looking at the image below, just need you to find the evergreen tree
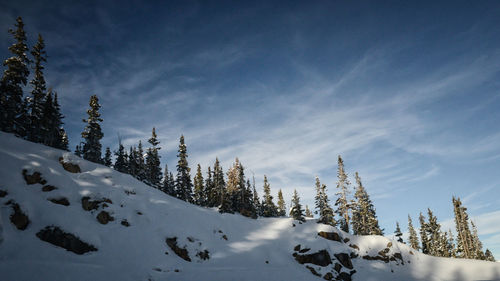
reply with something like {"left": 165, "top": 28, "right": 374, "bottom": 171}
{"left": 426, "top": 208, "right": 444, "bottom": 256}
{"left": 81, "top": 95, "right": 103, "bottom": 163}
{"left": 114, "top": 143, "right": 128, "bottom": 173}
{"left": 471, "top": 221, "right": 485, "bottom": 260}
{"left": 0, "top": 17, "right": 30, "bottom": 134}
{"left": 193, "top": 164, "right": 205, "bottom": 206}
{"left": 162, "top": 165, "right": 176, "bottom": 196}
{"left": 175, "top": 135, "right": 193, "bottom": 202}
{"left": 252, "top": 178, "right": 261, "bottom": 217}
{"left": 453, "top": 196, "right": 474, "bottom": 259}
{"left": 226, "top": 158, "right": 243, "bottom": 212}
{"left": 212, "top": 158, "right": 226, "bottom": 208}
{"left": 408, "top": 215, "right": 420, "bottom": 250}
{"left": 305, "top": 205, "right": 313, "bottom": 218}
{"left": 145, "top": 127, "right": 162, "bottom": 188}
{"left": 314, "top": 177, "right": 335, "bottom": 226}
{"left": 261, "top": 175, "right": 277, "bottom": 217}
{"left": 419, "top": 212, "right": 430, "bottom": 254}
{"left": 335, "top": 155, "right": 351, "bottom": 233}
{"left": 40, "top": 91, "right": 64, "bottom": 148}
{"left": 27, "top": 34, "right": 47, "bottom": 143}
{"left": 351, "top": 172, "right": 382, "bottom": 235}
{"left": 484, "top": 249, "right": 495, "bottom": 262}
{"left": 103, "top": 147, "right": 112, "bottom": 167}
{"left": 244, "top": 179, "right": 257, "bottom": 218}
{"left": 205, "top": 166, "right": 215, "bottom": 206}
{"left": 277, "top": 189, "right": 286, "bottom": 217}
{"left": 394, "top": 222, "right": 404, "bottom": 243}
{"left": 290, "top": 189, "right": 305, "bottom": 222}
{"left": 135, "top": 141, "right": 146, "bottom": 182}
{"left": 59, "top": 128, "right": 69, "bottom": 151}
{"left": 74, "top": 143, "right": 83, "bottom": 157}
{"left": 446, "top": 229, "right": 457, "bottom": 258}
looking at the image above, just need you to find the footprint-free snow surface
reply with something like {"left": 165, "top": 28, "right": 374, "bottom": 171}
{"left": 0, "top": 132, "right": 499, "bottom": 281}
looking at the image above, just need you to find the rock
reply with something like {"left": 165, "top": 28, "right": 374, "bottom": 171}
{"left": 348, "top": 244, "right": 359, "bottom": 250}
{"left": 299, "top": 247, "right": 311, "bottom": 253}
{"left": 387, "top": 242, "right": 392, "bottom": 248}
{"left": 121, "top": 219, "right": 130, "bottom": 227}
{"left": 0, "top": 190, "right": 7, "bottom": 197}
{"left": 196, "top": 250, "right": 210, "bottom": 260}
{"left": 349, "top": 252, "right": 358, "bottom": 259}
{"left": 42, "top": 185, "right": 57, "bottom": 192}
{"left": 22, "top": 169, "right": 46, "bottom": 185}
{"left": 334, "top": 263, "right": 342, "bottom": 273}
{"left": 343, "top": 238, "right": 350, "bottom": 243}
{"left": 124, "top": 190, "right": 136, "bottom": 195}
{"left": 48, "top": 197, "right": 70, "bottom": 206}
{"left": 59, "top": 157, "right": 81, "bottom": 173}
{"left": 96, "top": 211, "right": 114, "bottom": 224}
{"left": 409, "top": 251, "right": 414, "bottom": 255}
{"left": 136, "top": 211, "right": 143, "bottom": 215}
{"left": 82, "top": 197, "right": 111, "bottom": 211}
{"left": 324, "top": 272, "right": 334, "bottom": 280}
{"left": 166, "top": 237, "right": 191, "bottom": 262}
{"left": 222, "top": 234, "right": 228, "bottom": 240}
{"left": 318, "top": 231, "right": 342, "bottom": 243}
{"left": 334, "top": 253, "right": 353, "bottom": 269}
{"left": 393, "top": 252, "right": 404, "bottom": 264}
{"left": 10, "top": 203, "right": 30, "bottom": 230}
{"left": 294, "top": 244, "right": 301, "bottom": 251}
{"left": 294, "top": 249, "right": 332, "bottom": 267}
{"left": 36, "top": 226, "right": 97, "bottom": 255}
{"left": 265, "top": 260, "right": 269, "bottom": 264}
{"left": 305, "top": 266, "right": 321, "bottom": 277}
{"left": 337, "top": 272, "right": 352, "bottom": 281}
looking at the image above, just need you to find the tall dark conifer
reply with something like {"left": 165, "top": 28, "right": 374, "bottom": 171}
{"left": 193, "top": 164, "right": 205, "bottom": 206}
{"left": 104, "top": 147, "right": 112, "bottom": 167}
{"left": 277, "top": 189, "right": 286, "bottom": 217}
{"left": 408, "top": 215, "right": 420, "bottom": 251}
{"left": 28, "top": 34, "right": 47, "bottom": 142}
{"left": 175, "top": 135, "right": 193, "bottom": 202}
{"left": 290, "top": 189, "right": 305, "bottom": 222}
{"left": 81, "top": 95, "right": 103, "bottom": 163}
{"left": 261, "top": 175, "right": 277, "bottom": 217}
{"left": 394, "top": 222, "right": 404, "bottom": 243}
{"left": 351, "top": 172, "right": 382, "bottom": 235}
{"left": 114, "top": 143, "right": 128, "bottom": 173}
{"left": 145, "top": 127, "right": 162, "bottom": 188}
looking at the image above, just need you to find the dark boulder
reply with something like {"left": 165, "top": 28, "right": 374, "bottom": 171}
{"left": 0, "top": 189, "right": 7, "bottom": 197}
{"left": 196, "top": 250, "right": 210, "bottom": 260}
{"left": 10, "top": 203, "right": 29, "bottom": 230}
{"left": 22, "top": 169, "right": 46, "bottom": 185}
{"left": 166, "top": 237, "right": 191, "bottom": 262}
{"left": 59, "top": 157, "right": 81, "bottom": 173}
{"left": 36, "top": 226, "right": 97, "bottom": 255}
{"left": 96, "top": 211, "right": 114, "bottom": 224}
{"left": 42, "top": 185, "right": 57, "bottom": 192}
{"left": 294, "top": 249, "right": 332, "bottom": 267}
{"left": 318, "top": 231, "right": 342, "bottom": 243}
{"left": 334, "top": 253, "right": 353, "bottom": 269}
{"left": 48, "top": 197, "right": 70, "bottom": 206}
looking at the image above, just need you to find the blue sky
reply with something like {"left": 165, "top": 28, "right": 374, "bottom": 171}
{"left": 1, "top": 1, "right": 500, "bottom": 257}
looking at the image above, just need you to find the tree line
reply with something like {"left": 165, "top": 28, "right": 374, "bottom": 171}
{"left": 0, "top": 17, "right": 494, "bottom": 263}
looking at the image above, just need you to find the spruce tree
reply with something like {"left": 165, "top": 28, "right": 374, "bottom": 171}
{"left": 28, "top": 34, "right": 47, "bottom": 143}
{"left": 484, "top": 249, "right": 495, "bottom": 262}
{"left": 205, "top": 166, "right": 215, "bottom": 206}
{"left": 351, "top": 172, "right": 382, "bottom": 235}
{"left": 315, "top": 177, "right": 335, "bottom": 226}
{"left": 252, "top": 179, "right": 261, "bottom": 217}
{"left": 453, "top": 196, "right": 474, "bottom": 259}
{"left": 135, "top": 141, "right": 146, "bottom": 182}
{"left": 305, "top": 205, "right": 313, "bottom": 218}
{"left": 162, "top": 165, "right": 176, "bottom": 196}
{"left": 419, "top": 212, "right": 430, "bottom": 254}
{"left": 212, "top": 158, "right": 226, "bottom": 208}
{"left": 471, "top": 221, "right": 485, "bottom": 260}
{"left": 261, "top": 175, "right": 277, "bottom": 217}
{"left": 127, "top": 147, "right": 137, "bottom": 177}
{"left": 335, "top": 155, "right": 351, "bottom": 233}
{"left": 394, "top": 222, "right": 404, "bottom": 243}
{"left": 74, "top": 143, "right": 83, "bottom": 157}
{"left": 104, "top": 147, "right": 112, "bottom": 167}
{"left": 114, "top": 143, "right": 128, "bottom": 173}
{"left": 81, "top": 95, "right": 103, "bottom": 163}
{"left": 290, "top": 189, "right": 305, "bottom": 222}
{"left": 1, "top": 17, "right": 30, "bottom": 134}
{"left": 244, "top": 179, "right": 257, "bottom": 218}
{"left": 145, "top": 127, "right": 162, "bottom": 188}
{"left": 193, "top": 164, "right": 205, "bottom": 206}
{"left": 277, "top": 189, "right": 286, "bottom": 217}
{"left": 175, "top": 135, "right": 193, "bottom": 202}
{"left": 226, "top": 158, "right": 243, "bottom": 212}
{"left": 408, "top": 215, "right": 420, "bottom": 250}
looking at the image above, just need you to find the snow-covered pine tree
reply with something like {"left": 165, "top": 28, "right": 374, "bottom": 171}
{"left": 261, "top": 175, "right": 277, "bottom": 217}
{"left": 314, "top": 177, "right": 335, "bottom": 226}
{"left": 408, "top": 214, "right": 420, "bottom": 250}
{"left": 314, "top": 176, "right": 324, "bottom": 216}
{"left": 335, "top": 155, "right": 351, "bottom": 233}
{"left": 226, "top": 158, "right": 242, "bottom": 212}
{"left": 471, "top": 221, "right": 485, "bottom": 260}
{"left": 204, "top": 166, "right": 215, "bottom": 206}
{"left": 453, "top": 196, "right": 474, "bottom": 259}
{"left": 351, "top": 172, "right": 382, "bottom": 235}
{"left": 426, "top": 208, "right": 444, "bottom": 256}
{"left": 394, "top": 222, "right": 404, "bottom": 243}
{"left": 419, "top": 212, "right": 430, "bottom": 254}
{"left": 305, "top": 205, "right": 313, "bottom": 218}
{"left": 162, "top": 165, "right": 175, "bottom": 196}
{"left": 446, "top": 229, "right": 457, "bottom": 258}
{"left": 212, "top": 158, "right": 226, "bottom": 208}
{"left": 145, "top": 127, "right": 162, "bottom": 188}
{"left": 135, "top": 141, "right": 147, "bottom": 182}
{"left": 81, "top": 95, "right": 103, "bottom": 164}
{"left": 175, "top": 135, "right": 193, "bottom": 203}
{"left": 114, "top": 143, "right": 128, "bottom": 173}
{"left": 484, "top": 249, "right": 495, "bottom": 262}
{"left": 0, "top": 17, "right": 30, "bottom": 134}
{"left": 103, "top": 147, "right": 112, "bottom": 167}
{"left": 193, "top": 164, "right": 205, "bottom": 206}
{"left": 290, "top": 189, "right": 305, "bottom": 222}
{"left": 244, "top": 179, "right": 257, "bottom": 218}
{"left": 252, "top": 178, "right": 261, "bottom": 217}
{"left": 277, "top": 189, "right": 286, "bottom": 217}
{"left": 27, "top": 34, "right": 47, "bottom": 143}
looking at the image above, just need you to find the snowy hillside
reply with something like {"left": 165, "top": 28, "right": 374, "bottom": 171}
{"left": 0, "top": 132, "right": 499, "bottom": 281}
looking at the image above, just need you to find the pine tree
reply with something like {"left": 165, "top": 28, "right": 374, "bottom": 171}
{"left": 59, "top": 128, "right": 69, "bottom": 151}
{"left": 335, "top": 155, "right": 351, "bottom": 233}
{"left": 446, "top": 229, "right": 457, "bottom": 258}
{"left": 426, "top": 208, "right": 443, "bottom": 256}
{"left": 193, "top": 164, "right": 205, "bottom": 206}
{"left": 1, "top": 17, "right": 30, "bottom": 134}
{"left": 103, "top": 147, "right": 112, "bottom": 167}
{"left": 162, "top": 165, "right": 176, "bottom": 196}
{"left": 81, "top": 95, "right": 103, "bottom": 163}
{"left": 394, "top": 222, "right": 404, "bottom": 243}
{"left": 419, "top": 212, "right": 430, "bottom": 254}
{"left": 471, "top": 221, "right": 485, "bottom": 260}
{"left": 351, "top": 172, "right": 382, "bottom": 235}
{"left": 74, "top": 143, "right": 83, "bottom": 157}
{"left": 408, "top": 215, "right": 420, "bottom": 250}
{"left": 145, "top": 127, "right": 162, "bottom": 188}
{"left": 205, "top": 166, "right": 215, "bottom": 206}
{"left": 244, "top": 179, "right": 257, "bottom": 218}
{"left": 226, "top": 158, "right": 243, "bottom": 212}
{"left": 136, "top": 141, "right": 147, "bottom": 182}
{"left": 305, "top": 205, "right": 313, "bottom": 218}
{"left": 27, "top": 34, "right": 47, "bottom": 143}
{"left": 453, "top": 196, "right": 474, "bottom": 259}
{"left": 484, "top": 249, "right": 495, "bottom": 262}
{"left": 175, "top": 135, "right": 193, "bottom": 202}
{"left": 252, "top": 178, "right": 261, "bottom": 217}
{"left": 261, "top": 175, "right": 277, "bottom": 217}
{"left": 314, "top": 177, "right": 335, "bottom": 226}
{"left": 290, "top": 189, "right": 305, "bottom": 222}
{"left": 114, "top": 143, "right": 128, "bottom": 173}
{"left": 212, "top": 158, "right": 226, "bottom": 208}
{"left": 277, "top": 189, "right": 286, "bottom": 217}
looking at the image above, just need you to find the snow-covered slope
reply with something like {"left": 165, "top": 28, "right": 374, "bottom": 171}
{"left": 1, "top": 132, "right": 499, "bottom": 281}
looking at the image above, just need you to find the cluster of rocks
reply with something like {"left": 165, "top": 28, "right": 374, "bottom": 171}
{"left": 166, "top": 236, "right": 211, "bottom": 263}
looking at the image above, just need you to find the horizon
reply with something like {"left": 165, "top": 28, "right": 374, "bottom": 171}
{"left": 1, "top": 1, "right": 499, "bottom": 258}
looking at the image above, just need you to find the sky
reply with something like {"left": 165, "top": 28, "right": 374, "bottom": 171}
{"left": 1, "top": 0, "right": 500, "bottom": 258}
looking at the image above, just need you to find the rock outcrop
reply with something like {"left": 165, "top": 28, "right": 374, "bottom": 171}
{"left": 36, "top": 226, "right": 97, "bottom": 255}
{"left": 58, "top": 157, "right": 81, "bottom": 173}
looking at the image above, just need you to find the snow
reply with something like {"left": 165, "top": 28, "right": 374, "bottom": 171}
{"left": 0, "top": 131, "right": 499, "bottom": 281}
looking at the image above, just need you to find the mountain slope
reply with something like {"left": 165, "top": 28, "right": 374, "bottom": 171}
{"left": 0, "top": 132, "right": 499, "bottom": 281}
